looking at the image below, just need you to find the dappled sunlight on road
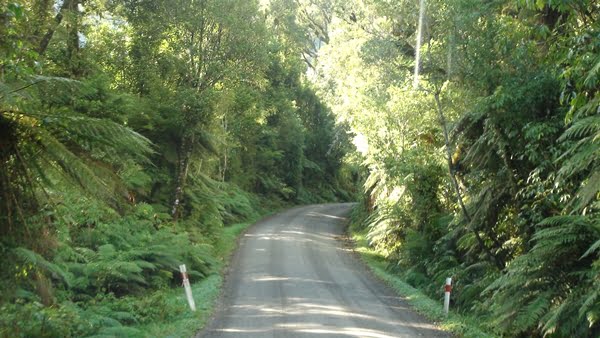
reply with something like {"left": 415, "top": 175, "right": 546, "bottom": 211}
{"left": 244, "top": 233, "right": 316, "bottom": 243}
{"left": 251, "top": 276, "right": 334, "bottom": 284}
{"left": 202, "top": 204, "right": 448, "bottom": 337}
{"left": 295, "top": 326, "right": 397, "bottom": 338}
{"left": 307, "top": 211, "right": 349, "bottom": 221}
{"left": 244, "top": 227, "right": 338, "bottom": 244}
{"left": 211, "top": 298, "right": 441, "bottom": 336}
{"left": 210, "top": 295, "right": 443, "bottom": 337}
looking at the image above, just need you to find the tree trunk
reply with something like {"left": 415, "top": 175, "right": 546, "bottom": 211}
{"left": 433, "top": 90, "right": 505, "bottom": 270}
{"left": 66, "top": 0, "right": 83, "bottom": 76}
{"left": 413, "top": 0, "right": 426, "bottom": 88}
{"left": 221, "top": 117, "right": 228, "bottom": 182}
{"left": 37, "top": 0, "right": 74, "bottom": 56}
{"left": 171, "top": 136, "right": 193, "bottom": 221}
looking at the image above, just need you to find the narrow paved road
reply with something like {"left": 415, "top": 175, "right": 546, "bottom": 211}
{"left": 200, "top": 204, "right": 449, "bottom": 337}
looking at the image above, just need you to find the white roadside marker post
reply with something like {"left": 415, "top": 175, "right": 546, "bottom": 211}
{"left": 179, "top": 264, "right": 196, "bottom": 311}
{"left": 444, "top": 277, "right": 452, "bottom": 316}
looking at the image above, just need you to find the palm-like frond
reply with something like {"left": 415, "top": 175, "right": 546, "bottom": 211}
{"left": 559, "top": 115, "right": 600, "bottom": 142}
{"left": 558, "top": 114, "right": 600, "bottom": 210}
{"left": 13, "top": 247, "right": 73, "bottom": 288}
{"left": 0, "top": 76, "right": 79, "bottom": 103}
{"left": 0, "top": 76, "right": 154, "bottom": 231}
{"left": 484, "top": 214, "right": 600, "bottom": 336}
{"left": 40, "top": 114, "right": 154, "bottom": 163}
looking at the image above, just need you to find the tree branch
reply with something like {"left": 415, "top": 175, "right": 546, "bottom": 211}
{"left": 37, "top": 0, "right": 74, "bottom": 56}
{"left": 433, "top": 88, "right": 505, "bottom": 270}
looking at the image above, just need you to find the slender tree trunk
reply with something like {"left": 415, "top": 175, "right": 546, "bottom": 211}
{"left": 433, "top": 90, "right": 504, "bottom": 270}
{"left": 413, "top": 0, "right": 426, "bottom": 88}
{"left": 221, "top": 117, "right": 228, "bottom": 182}
{"left": 66, "top": 0, "right": 82, "bottom": 76}
{"left": 447, "top": 32, "right": 453, "bottom": 78}
{"left": 222, "top": 148, "right": 228, "bottom": 182}
{"left": 172, "top": 135, "right": 193, "bottom": 221}
{"left": 37, "top": 0, "right": 74, "bottom": 56}
{"left": 31, "top": 0, "right": 53, "bottom": 42}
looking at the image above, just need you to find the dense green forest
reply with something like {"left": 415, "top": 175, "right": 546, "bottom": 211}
{"left": 0, "top": 0, "right": 355, "bottom": 336}
{"left": 1, "top": 0, "right": 599, "bottom": 337}
{"left": 301, "top": 0, "right": 599, "bottom": 337}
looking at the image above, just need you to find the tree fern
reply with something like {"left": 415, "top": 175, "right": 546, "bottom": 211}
{"left": 1, "top": 76, "right": 154, "bottom": 236}
{"left": 485, "top": 214, "right": 600, "bottom": 336}
{"left": 12, "top": 247, "right": 73, "bottom": 288}
{"left": 514, "top": 293, "right": 552, "bottom": 332}
{"left": 41, "top": 114, "right": 154, "bottom": 163}
{"left": 559, "top": 115, "right": 600, "bottom": 142}
{"left": 556, "top": 20, "right": 600, "bottom": 213}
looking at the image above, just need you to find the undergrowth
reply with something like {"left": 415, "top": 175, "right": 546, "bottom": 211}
{"left": 0, "top": 183, "right": 281, "bottom": 338}
{"left": 350, "top": 228, "right": 495, "bottom": 338}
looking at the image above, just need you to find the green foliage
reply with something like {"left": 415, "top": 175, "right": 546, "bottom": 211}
{"left": 351, "top": 229, "right": 495, "bottom": 337}
{"left": 12, "top": 247, "right": 73, "bottom": 289}
{"left": 58, "top": 202, "right": 215, "bottom": 295}
{"left": 1, "top": 0, "right": 351, "bottom": 336}
{"left": 0, "top": 75, "right": 153, "bottom": 238}
{"left": 0, "top": 300, "right": 144, "bottom": 338}
{"left": 484, "top": 215, "right": 600, "bottom": 336}
{"left": 308, "top": 0, "right": 600, "bottom": 336}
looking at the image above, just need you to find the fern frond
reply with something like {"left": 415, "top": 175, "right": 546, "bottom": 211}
{"left": 538, "top": 215, "right": 586, "bottom": 227}
{"left": 13, "top": 247, "right": 73, "bottom": 287}
{"left": 513, "top": 294, "right": 552, "bottom": 332}
{"left": 194, "top": 129, "right": 219, "bottom": 155}
{"left": 35, "top": 128, "right": 113, "bottom": 198}
{"left": 583, "top": 58, "right": 600, "bottom": 89}
{"left": 557, "top": 112, "right": 600, "bottom": 211}
{"left": 574, "top": 168, "right": 600, "bottom": 210}
{"left": 461, "top": 127, "right": 498, "bottom": 171}
{"left": 580, "top": 287, "right": 599, "bottom": 320}
{"left": 35, "top": 114, "right": 154, "bottom": 163}
{"left": 582, "top": 238, "right": 600, "bottom": 259}
{"left": 303, "top": 158, "right": 323, "bottom": 172}
{"left": 0, "top": 75, "right": 79, "bottom": 102}
{"left": 559, "top": 115, "right": 600, "bottom": 142}
{"left": 6, "top": 110, "right": 154, "bottom": 210}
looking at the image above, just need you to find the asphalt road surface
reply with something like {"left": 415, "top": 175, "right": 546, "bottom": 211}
{"left": 200, "top": 203, "right": 449, "bottom": 337}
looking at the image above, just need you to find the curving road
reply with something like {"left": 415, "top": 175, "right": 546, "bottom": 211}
{"left": 200, "top": 204, "right": 449, "bottom": 337}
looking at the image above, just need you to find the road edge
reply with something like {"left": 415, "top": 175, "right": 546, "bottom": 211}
{"left": 194, "top": 205, "right": 305, "bottom": 337}
{"left": 345, "top": 225, "right": 496, "bottom": 338}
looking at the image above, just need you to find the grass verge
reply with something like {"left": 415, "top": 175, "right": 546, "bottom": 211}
{"left": 134, "top": 214, "right": 272, "bottom": 337}
{"left": 350, "top": 229, "right": 496, "bottom": 338}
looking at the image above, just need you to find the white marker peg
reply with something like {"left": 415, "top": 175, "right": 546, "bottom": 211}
{"left": 179, "top": 264, "right": 196, "bottom": 311}
{"left": 444, "top": 277, "right": 452, "bottom": 315}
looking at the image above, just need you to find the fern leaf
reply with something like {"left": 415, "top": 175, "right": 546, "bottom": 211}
{"left": 583, "top": 58, "right": 600, "bottom": 89}
{"left": 513, "top": 294, "right": 551, "bottom": 332}
{"left": 559, "top": 115, "right": 600, "bottom": 142}
{"left": 36, "top": 114, "right": 154, "bottom": 163}
{"left": 13, "top": 247, "right": 73, "bottom": 287}
{"left": 574, "top": 168, "right": 600, "bottom": 211}
{"left": 580, "top": 288, "right": 599, "bottom": 319}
